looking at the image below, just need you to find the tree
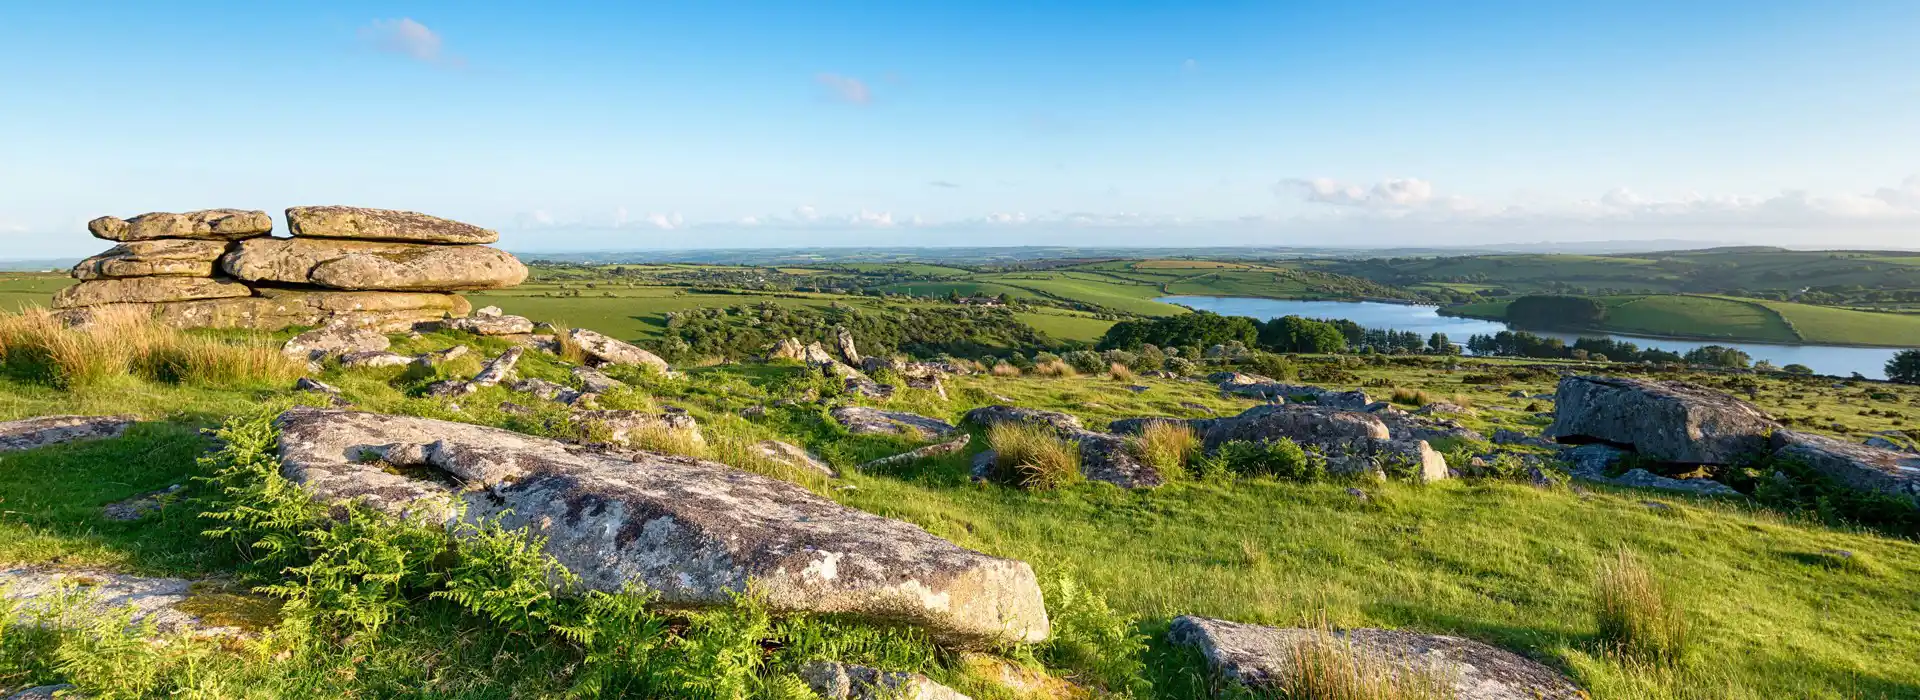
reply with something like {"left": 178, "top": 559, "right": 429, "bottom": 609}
{"left": 1257, "top": 316, "right": 1346, "bottom": 354}
{"left": 1427, "top": 332, "right": 1452, "bottom": 354}
{"left": 1783, "top": 363, "right": 1814, "bottom": 375}
{"left": 1888, "top": 350, "right": 1920, "bottom": 385}
{"left": 1684, "top": 345, "right": 1753, "bottom": 369}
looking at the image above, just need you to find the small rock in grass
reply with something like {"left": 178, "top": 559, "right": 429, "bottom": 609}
{"left": 102, "top": 484, "right": 185, "bottom": 521}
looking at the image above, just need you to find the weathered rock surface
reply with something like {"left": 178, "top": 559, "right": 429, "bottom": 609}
{"left": 801, "top": 661, "right": 970, "bottom": 700}
{"left": 857, "top": 434, "right": 972, "bottom": 471}
{"left": 4, "top": 684, "right": 78, "bottom": 699}
{"left": 1545, "top": 376, "right": 1777, "bottom": 464}
{"left": 88, "top": 209, "right": 272, "bottom": 242}
{"left": 52, "top": 276, "right": 251, "bottom": 308}
{"left": 1168, "top": 616, "right": 1584, "bottom": 700}
{"left": 221, "top": 237, "right": 526, "bottom": 291}
{"left": 118, "top": 288, "right": 469, "bottom": 332}
{"left": 471, "top": 347, "right": 523, "bottom": 386}
{"left": 567, "top": 328, "right": 670, "bottom": 373}
{"left": 103, "top": 484, "right": 186, "bottom": 521}
{"left": 835, "top": 326, "right": 863, "bottom": 365}
{"left": 754, "top": 440, "right": 836, "bottom": 477}
{"left": 1319, "top": 438, "right": 1450, "bottom": 483}
{"left": 274, "top": 408, "right": 1049, "bottom": 644}
{"left": 282, "top": 320, "right": 390, "bottom": 363}
{"left": 1201, "top": 405, "right": 1392, "bottom": 449}
{"left": 964, "top": 406, "right": 1084, "bottom": 433}
{"left": 71, "top": 239, "right": 230, "bottom": 279}
{"left": 0, "top": 568, "right": 258, "bottom": 638}
{"left": 572, "top": 409, "right": 703, "bottom": 448}
{"left": 1371, "top": 406, "right": 1484, "bottom": 444}
{"left": 1771, "top": 430, "right": 1920, "bottom": 504}
{"left": 338, "top": 351, "right": 414, "bottom": 368}
{"left": 1558, "top": 444, "right": 1740, "bottom": 497}
{"left": 443, "top": 306, "right": 535, "bottom": 335}
{"left": 831, "top": 407, "right": 959, "bottom": 438}
{"left": 0, "top": 415, "right": 136, "bottom": 453}
{"left": 801, "top": 341, "right": 838, "bottom": 366}
{"left": 286, "top": 205, "right": 499, "bottom": 244}
{"left": 572, "top": 366, "right": 625, "bottom": 393}
{"left": 767, "top": 337, "right": 807, "bottom": 361}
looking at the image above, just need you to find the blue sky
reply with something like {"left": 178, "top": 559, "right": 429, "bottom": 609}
{"left": 3, "top": 0, "right": 1919, "bottom": 257}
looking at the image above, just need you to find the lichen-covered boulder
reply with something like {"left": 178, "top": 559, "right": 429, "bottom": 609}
{"left": 1201, "top": 405, "right": 1392, "bottom": 449}
{"left": 1771, "top": 430, "right": 1920, "bottom": 504}
{"left": 274, "top": 408, "right": 1049, "bottom": 644}
{"left": 964, "top": 406, "right": 1162, "bottom": 488}
{"left": 831, "top": 407, "right": 959, "bottom": 438}
{"left": 1545, "top": 376, "right": 1777, "bottom": 464}
{"left": 566, "top": 328, "right": 670, "bottom": 373}
{"left": 1, "top": 568, "right": 260, "bottom": 638}
{"left": 286, "top": 205, "right": 499, "bottom": 244}
{"left": 571, "top": 366, "right": 625, "bottom": 393}
{"left": 88, "top": 209, "right": 272, "bottom": 242}
{"left": 221, "top": 237, "right": 526, "bottom": 291}
{"left": 963, "top": 406, "right": 1085, "bottom": 433}
{"left": 755, "top": 439, "right": 837, "bottom": 476}
{"left": 1168, "top": 616, "right": 1584, "bottom": 700}
{"left": 443, "top": 306, "right": 535, "bottom": 335}
{"left": 129, "top": 289, "right": 467, "bottom": 332}
{"left": 0, "top": 415, "right": 136, "bottom": 453}
{"left": 572, "top": 409, "right": 702, "bottom": 448}
{"left": 282, "top": 320, "right": 390, "bottom": 362}
{"left": 52, "top": 276, "right": 252, "bottom": 308}
{"left": 71, "top": 239, "right": 230, "bottom": 279}
{"left": 835, "top": 326, "right": 863, "bottom": 365}
{"left": 767, "top": 337, "right": 807, "bottom": 361}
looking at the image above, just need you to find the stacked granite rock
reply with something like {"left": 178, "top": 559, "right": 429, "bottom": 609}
{"left": 55, "top": 206, "right": 526, "bottom": 331}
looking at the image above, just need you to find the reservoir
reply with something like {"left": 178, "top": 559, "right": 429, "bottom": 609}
{"left": 1157, "top": 296, "right": 1910, "bottom": 380}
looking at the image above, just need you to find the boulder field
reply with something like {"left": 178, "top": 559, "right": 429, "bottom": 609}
{"left": 54, "top": 206, "right": 525, "bottom": 331}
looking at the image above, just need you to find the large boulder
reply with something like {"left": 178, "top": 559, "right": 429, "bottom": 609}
{"left": 1318, "top": 437, "right": 1450, "bottom": 483}
{"left": 566, "top": 328, "right": 670, "bottom": 374}
{"left": 767, "top": 337, "right": 807, "bottom": 361}
{"left": 123, "top": 289, "right": 467, "bottom": 332}
{"left": 964, "top": 406, "right": 1085, "bottom": 433}
{"left": 572, "top": 409, "right": 703, "bottom": 448}
{"left": 282, "top": 320, "right": 390, "bottom": 363}
{"left": 71, "top": 239, "right": 230, "bottom": 279}
{"left": 52, "top": 276, "right": 251, "bottom": 308}
{"left": 88, "top": 209, "right": 272, "bottom": 242}
{"left": 831, "top": 407, "right": 959, "bottom": 438}
{"left": 0, "top": 415, "right": 136, "bottom": 453}
{"left": 835, "top": 326, "right": 863, "bottom": 365}
{"left": 857, "top": 434, "right": 972, "bottom": 472}
{"left": 285, "top": 205, "right": 499, "bottom": 244}
{"left": 1201, "top": 405, "right": 1392, "bottom": 449}
{"left": 221, "top": 237, "right": 526, "bottom": 291}
{"left": 443, "top": 306, "right": 535, "bottom": 336}
{"left": 1770, "top": 430, "right": 1920, "bottom": 504}
{"left": 964, "top": 406, "right": 1163, "bottom": 488}
{"left": 1168, "top": 616, "right": 1584, "bottom": 700}
{"left": 274, "top": 408, "right": 1049, "bottom": 644}
{"left": 1545, "top": 376, "right": 1777, "bottom": 464}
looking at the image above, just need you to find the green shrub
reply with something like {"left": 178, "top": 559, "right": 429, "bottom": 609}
{"left": 1129, "top": 422, "right": 1198, "bottom": 479}
{"left": 1039, "top": 574, "right": 1149, "bottom": 694}
{"left": 1062, "top": 350, "right": 1105, "bottom": 374}
{"left": 987, "top": 422, "right": 1083, "bottom": 489}
{"left": 1209, "top": 439, "right": 1325, "bottom": 482}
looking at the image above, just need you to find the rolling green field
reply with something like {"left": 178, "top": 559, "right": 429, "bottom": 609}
{"left": 1013, "top": 310, "right": 1117, "bottom": 343}
{"left": 1450, "top": 293, "right": 1920, "bottom": 347}
{"left": 0, "top": 275, "right": 70, "bottom": 313}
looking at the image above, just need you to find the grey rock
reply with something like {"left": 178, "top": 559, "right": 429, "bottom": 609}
{"left": 102, "top": 484, "right": 185, "bottom": 521}
{"left": 1610, "top": 468, "right": 1742, "bottom": 497}
{"left": 5, "top": 684, "right": 79, "bottom": 699}
{"left": 831, "top": 407, "right": 959, "bottom": 438}
{"left": 1414, "top": 402, "right": 1474, "bottom": 417}
{"left": 1545, "top": 376, "right": 1777, "bottom": 464}
{"left": 971, "top": 450, "right": 997, "bottom": 483}
{"left": 222, "top": 236, "right": 526, "bottom": 291}
{"left": 965, "top": 405, "right": 1164, "bottom": 488}
{"left": 338, "top": 350, "right": 414, "bottom": 368}
{"left": 511, "top": 378, "right": 581, "bottom": 404}
{"left": 282, "top": 320, "right": 389, "bottom": 363}
{"left": 411, "top": 344, "right": 471, "bottom": 370}
{"left": 567, "top": 328, "right": 670, "bottom": 374}
{"left": 964, "top": 406, "right": 1084, "bottom": 433}
{"left": 443, "top": 307, "right": 535, "bottom": 336}
{"left": 285, "top": 205, "right": 498, "bottom": 244}
{"left": 767, "top": 337, "right": 807, "bottom": 361}
{"left": 754, "top": 440, "right": 836, "bottom": 477}
{"left": 571, "top": 365, "right": 625, "bottom": 393}
{"left": 1865, "top": 435, "right": 1919, "bottom": 454}
{"left": 857, "top": 434, "right": 972, "bottom": 471}
{"left": 52, "top": 276, "right": 252, "bottom": 309}
{"left": 0, "top": 415, "right": 136, "bottom": 453}
{"left": 1201, "top": 405, "right": 1392, "bottom": 449}
{"left": 1491, "top": 429, "right": 1556, "bottom": 449}
{"left": 71, "top": 238, "right": 229, "bottom": 280}
{"left": 0, "top": 568, "right": 254, "bottom": 638}
{"left": 274, "top": 408, "right": 1049, "bottom": 644}
{"left": 1107, "top": 416, "right": 1217, "bottom": 436}
{"left": 88, "top": 209, "right": 272, "bottom": 242}
{"left": 835, "top": 326, "right": 863, "bottom": 365}
{"left": 1168, "top": 616, "right": 1584, "bottom": 700}
{"left": 1316, "top": 438, "right": 1450, "bottom": 483}
{"left": 1559, "top": 444, "right": 1739, "bottom": 497}
{"left": 1770, "top": 430, "right": 1920, "bottom": 504}
{"left": 471, "top": 347, "right": 524, "bottom": 387}
{"left": 572, "top": 409, "right": 704, "bottom": 449}
{"left": 801, "top": 661, "right": 970, "bottom": 700}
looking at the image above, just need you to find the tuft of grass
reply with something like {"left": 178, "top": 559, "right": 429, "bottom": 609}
{"left": 1032, "top": 359, "right": 1076, "bottom": 378}
{"left": 1279, "top": 621, "right": 1454, "bottom": 700}
{"left": 987, "top": 421, "right": 1082, "bottom": 489}
{"left": 546, "top": 322, "right": 591, "bottom": 366}
{"left": 991, "top": 361, "right": 1023, "bottom": 377}
{"left": 1107, "top": 362, "right": 1135, "bottom": 381}
{"left": 1129, "top": 421, "right": 1196, "bottom": 479}
{"left": 1595, "top": 547, "right": 1692, "bottom": 665}
{"left": 0, "top": 306, "right": 302, "bottom": 389}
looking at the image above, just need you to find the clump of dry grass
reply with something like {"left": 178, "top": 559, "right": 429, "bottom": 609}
{"left": 1107, "top": 362, "right": 1135, "bottom": 381}
{"left": 1386, "top": 388, "right": 1474, "bottom": 409}
{"left": 1129, "top": 421, "right": 1196, "bottom": 478}
{"left": 0, "top": 307, "right": 302, "bottom": 389}
{"left": 546, "top": 323, "right": 591, "bottom": 366}
{"left": 991, "top": 361, "right": 1023, "bottom": 377}
{"left": 1595, "top": 547, "right": 1692, "bottom": 665}
{"left": 1032, "top": 359, "right": 1076, "bottom": 378}
{"left": 1279, "top": 619, "right": 1453, "bottom": 700}
{"left": 987, "top": 422, "right": 1082, "bottom": 489}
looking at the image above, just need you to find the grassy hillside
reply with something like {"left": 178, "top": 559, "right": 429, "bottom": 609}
{"left": 4, "top": 309, "right": 1920, "bottom": 697}
{"left": 1449, "top": 293, "right": 1920, "bottom": 347}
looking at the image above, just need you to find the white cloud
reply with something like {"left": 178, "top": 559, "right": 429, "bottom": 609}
{"left": 359, "top": 18, "right": 459, "bottom": 66}
{"left": 643, "top": 212, "right": 684, "bottom": 230}
{"left": 1281, "top": 177, "right": 1437, "bottom": 209}
{"left": 1182, "top": 58, "right": 1199, "bottom": 71}
{"left": 815, "top": 73, "right": 872, "bottom": 105}
{"left": 793, "top": 205, "right": 819, "bottom": 221}
{"left": 850, "top": 210, "right": 895, "bottom": 227}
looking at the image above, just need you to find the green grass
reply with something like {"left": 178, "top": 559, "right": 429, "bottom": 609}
{"left": 974, "top": 273, "right": 1188, "bottom": 316}
{"left": 1604, "top": 295, "right": 1799, "bottom": 343}
{"left": 1014, "top": 311, "right": 1115, "bottom": 343}
{"left": 1758, "top": 300, "right": 1920, "bottom": 347}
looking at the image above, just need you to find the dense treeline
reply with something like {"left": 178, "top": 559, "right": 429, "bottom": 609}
{"left": 1504, "top": 295, "right": 1609, "bottom": 328}
{"left": 652, "top": 302, "right": 1051, "bottom": 362}
{"left": 1463, "top": 331, "right": 1769, "bottom": 369}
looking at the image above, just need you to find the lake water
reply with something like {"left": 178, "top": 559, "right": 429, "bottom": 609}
{"left": 1157, "top": 296, "right": 1908, "bottom": 380}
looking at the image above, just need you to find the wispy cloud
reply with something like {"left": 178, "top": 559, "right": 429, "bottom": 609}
{"left": 359, "top": 18, "right": 462, "bottom": 67}
{"left": 1279, "top": 177, "right": 1440, "bottom": 209}
{"left": 1182, "top": 58, "right": 1199, "bottom": 71}
{"left": 815, "top": 73, "right": 872, "bottom": 105}
{"left": 928, "top": 180, "right": 961, "bottom": 188}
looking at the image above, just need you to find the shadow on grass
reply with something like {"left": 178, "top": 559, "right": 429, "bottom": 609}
{"left": 0, "top": 421, "right": 225, "bottom": 577}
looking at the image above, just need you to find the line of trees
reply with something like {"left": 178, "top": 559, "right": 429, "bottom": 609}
{"left": 1099, "top": 312, "right": 1461, "bottom": 356}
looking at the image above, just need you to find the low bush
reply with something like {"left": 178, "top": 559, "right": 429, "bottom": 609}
{"left": 1107, "top": 362, "right": 1135, "bottom": 381}
{"left": 987, "top": 422, "right": 1083, "bottom": 488}
{"left": 1032, "top": 359, "right": 1076, "bottom": 378}
{"left": 1129, "top": 422, "right": 1197, "bottom": 478}
{"left": 1207, "top": 439, "right": 1325, "bottom": 482}
{"left": 1039, "top": 574, "right": 1150, "bottom": 694}
{"left": 991, "top": 361, "right": 1022, "bottom": 377}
